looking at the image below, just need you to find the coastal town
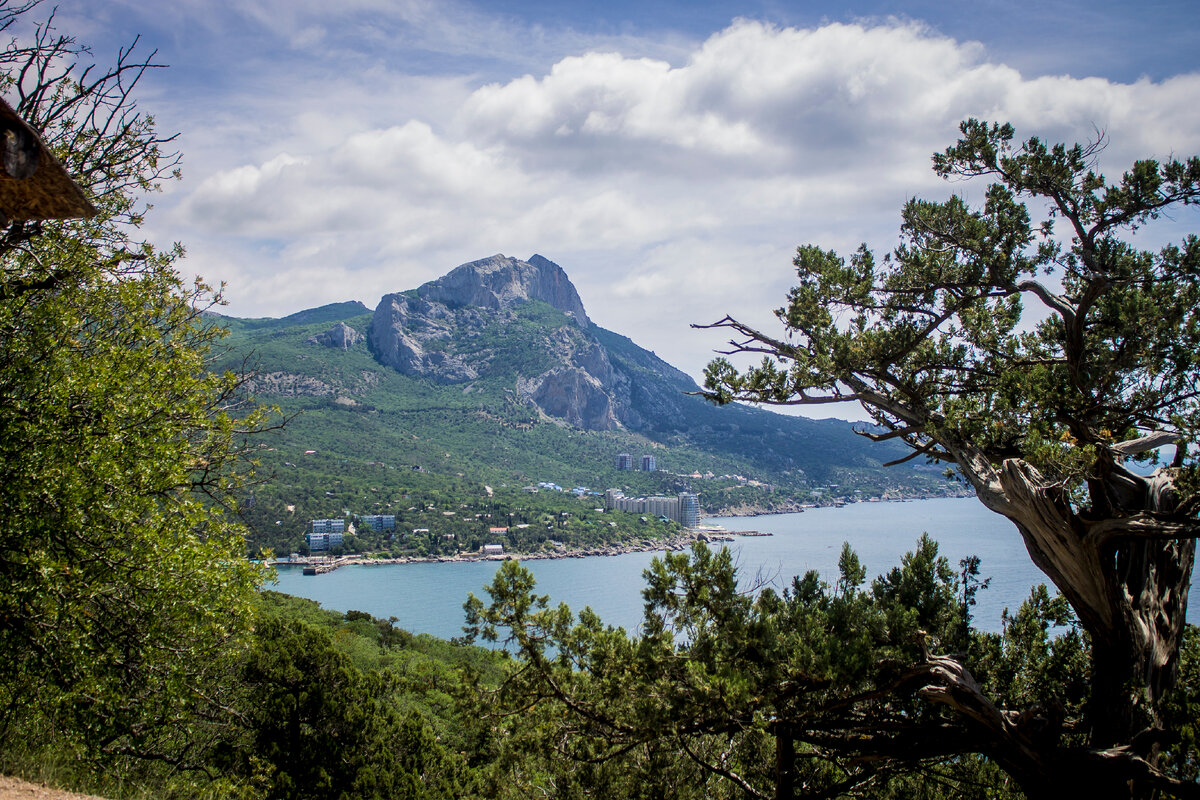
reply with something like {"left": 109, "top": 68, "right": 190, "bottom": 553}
{"left": 273, "top": 449, "right": 958, "bottom": 575}
{"left": 279, "top": 452, "right": 778, "bottom": 573}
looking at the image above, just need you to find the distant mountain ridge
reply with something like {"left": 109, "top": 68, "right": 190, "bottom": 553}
{"left": 222, "top": 300, "right": 371, "bottom": 331}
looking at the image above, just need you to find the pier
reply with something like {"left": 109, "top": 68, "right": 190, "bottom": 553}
{"left": 282, "top": 556, "right": 353, "bottom": 575}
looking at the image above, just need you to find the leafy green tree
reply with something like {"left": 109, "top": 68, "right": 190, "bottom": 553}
{"left": 0, "top": 1, "right": 271, "bottom": 770}
{"left": 698, "top": 120, "right": 1200, "bottom": 797}
{"left": 1160, "top": 626, "right": 1200, "bottom": 785}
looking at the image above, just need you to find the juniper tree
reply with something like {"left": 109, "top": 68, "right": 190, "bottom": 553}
{"left": 697, "top": 120, "right": 1200, "bottom": 798}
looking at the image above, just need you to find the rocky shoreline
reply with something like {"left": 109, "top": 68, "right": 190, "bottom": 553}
{"left": 276, "top": 527, "right": 769, "bottom": 573}
{"left": 277, "top": 495, "right": 976, "bottom": 574}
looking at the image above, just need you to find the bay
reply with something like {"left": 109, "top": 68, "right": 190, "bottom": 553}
{"left": 270, "top": 497, "right": 1199, "bottom": 639}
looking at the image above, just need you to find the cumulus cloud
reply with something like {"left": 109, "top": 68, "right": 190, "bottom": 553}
{"left": 160, "top": 17, "right": 1200, "bottom": 393}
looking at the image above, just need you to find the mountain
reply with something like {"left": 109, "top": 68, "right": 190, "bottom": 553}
{"left": 215, "top": 255, "right": 953, "bottom": 553}
{"left": 371, "top": 254, "right": 613, "bottom": 428}
{"left": 367, "top": 253, "right": 739, "bottom": 435}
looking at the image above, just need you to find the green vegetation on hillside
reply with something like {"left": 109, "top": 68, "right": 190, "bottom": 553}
{"left": 3, "top": 591, "right": 511, "bottom": 800}
{"left": 216, "top": 300, "right": 954, "bottom": 556}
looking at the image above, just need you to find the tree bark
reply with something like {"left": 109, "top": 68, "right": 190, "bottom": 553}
{"left": 957, "top": 451, "right": 1197, "bottom": 757}
{"left": 775, "top": 722, "right": 795, "bottom": 800}
{"left": 909, "top": 648, "right": 1200, "bottom": 800}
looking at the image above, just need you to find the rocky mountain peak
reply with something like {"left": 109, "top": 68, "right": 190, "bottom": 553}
{"left": 414, "top": 253, "right": 590, "bottom": 328}
{"left": 369, "top": 253, "right": 692, "bottom": 432}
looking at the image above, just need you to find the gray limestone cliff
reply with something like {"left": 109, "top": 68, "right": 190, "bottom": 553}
{"left": 369, "top": 253, "right": 695, "bottom": 431}
{"left": 414, "top": 253, "right": 590, "bottom": 327}
{"left": 526, "top": 367, "right": 618, "bottom": 430}
{"left": 307, "top": 321, "right": 363, "bottom": 350}
{"left": 369, "top": 292, "right": 483, "bottom": 382}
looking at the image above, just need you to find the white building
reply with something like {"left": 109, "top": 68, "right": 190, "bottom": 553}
{"left": 604, "top": 489, "right": 701, "bottom": 528}
{"left": 678, "top": 493, "right": 700, "bottom": 529}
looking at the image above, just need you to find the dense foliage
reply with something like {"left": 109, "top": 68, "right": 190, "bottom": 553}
{"left": 465, "top": 539, "right": 1199, "bottom": 799}
{"left": 0, "top": 0, "right": 271, "bottom": 770}
{"left": 3, "top": 591, "right": 512, "bottom": 800}
{"left": 8, "top": 542, "right": 1195, "bottom": 800}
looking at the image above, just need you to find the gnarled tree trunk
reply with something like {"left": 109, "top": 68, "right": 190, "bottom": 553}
{"left": 957, "top": 446, "right": 1197, "bottom": 783}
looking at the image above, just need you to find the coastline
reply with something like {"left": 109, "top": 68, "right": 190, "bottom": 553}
{"left": 274, "top": 527, "right": 768, "bottom": 573}
{"left": 273, "top": 496, "right": 973, "bottom": 575}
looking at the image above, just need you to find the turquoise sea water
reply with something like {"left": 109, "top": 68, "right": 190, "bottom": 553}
{"left": 270, "top": 497, "right": 1199, "bottom": 638}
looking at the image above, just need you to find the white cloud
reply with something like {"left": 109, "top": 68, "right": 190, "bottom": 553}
{"left": 153, "top": 16, "right": 1200, "bottom": 402}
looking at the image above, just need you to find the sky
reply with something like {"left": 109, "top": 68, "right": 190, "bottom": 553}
{"left": 34, "top": 1, "right": 1200, "bottom": 417}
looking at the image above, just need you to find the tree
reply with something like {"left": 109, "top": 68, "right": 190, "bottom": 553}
{"left": 695, "top": 120, "right": 1200, "bottom": 797}
{"left": 224, "top": 616, "right": 464, "bottom": 800}
{"left": 0, "top": 1, "right": 271, "bottom": 771}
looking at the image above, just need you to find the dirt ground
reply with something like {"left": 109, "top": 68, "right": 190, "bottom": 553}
{"left": 0, "top": 776, "right": 106, "bottom": 800}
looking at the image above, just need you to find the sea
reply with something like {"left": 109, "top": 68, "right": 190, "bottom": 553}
{"left": 270, "top": 497, "right": 1199, "bottom": 639}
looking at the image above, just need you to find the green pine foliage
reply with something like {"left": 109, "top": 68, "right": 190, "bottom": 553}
{"left": 464, "top": 539, "right": 1200, "bottom": 799}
